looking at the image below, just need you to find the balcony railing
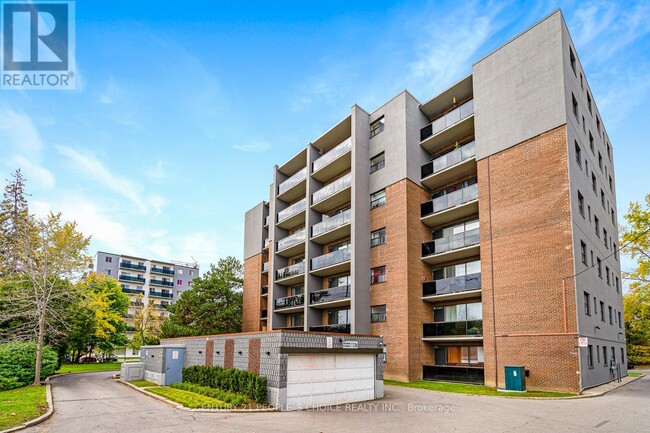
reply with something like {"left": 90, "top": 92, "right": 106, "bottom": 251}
{"left": 277, "top": 230, "right": 306, "bottom": 251}
{"left": 264, "top": 215, "right": 270, "bottom": 226}
{"left": 149, "top": 290, "right": 173, "bottom": 299}
{"left": 312, "top": 172, "right": 352, "bottom": 205}
{"left": 120, "top": 262, "right": 146, "bottom": 271}
{"left": 119, "top": 275, "right": 146, "bottom": 284}
{"left": 262, "top": 262, "right": 269, "bottom": 273}
{"left": 422, "top": 228, "right": 480, "bottom": 257}
{"left": 310, "top": 285, "right": 351, "bottom": 304}
{"left": 276, "top": 262, "right": 305, "bottom": 280}
{"left": 423, "top": 365, "right": 484, "bottom": 384}
{"left": 423, "top": 273, "right": 481, "bottom": 297}
{"left": 421, "top": 141, "right": 476, "bottom": 178}
{"left": 261, "top": 310, "right": 268, "bottom": 319}
{"left": 313, "top": 137, "right": 352, "bottom": 172}
{"left": 261, "top": 285, "right": 268, "bottom": 295}
{"left": 275, "top": 294, "right": 304, "bottom": 310}
{"left": 309, "top": 324, "right": 351, "bottom": 333}
{"left": 421, "top": 183, "right": 478, "bottom": 218}
{"left": 121, "top": 288, "right": 144, "bottom": 295}
{"left": 420, "top": 99, "right": 474, "bottom": 141}
{"left": 311, "top": 248, "right": 351, "bottom": 271}
{"left": 150, "top": 278, "right": 174, "bottom": 287}
{"left": 264, "top": 238, "right": 271, "bottom": 249}
{"left": 423, "top": 320, "right": 483, "bottom": 338}
{"left": 277, "top": 198, "right": 307, "bottom": 223}
{"left": 150, "top": 266, "right": 174, "bottom": 276}
{"left": 312, "top": 209, "right": 352, "bottom": 237}
{"left": 278, "top": 167, "right": 307, "bottom": 196}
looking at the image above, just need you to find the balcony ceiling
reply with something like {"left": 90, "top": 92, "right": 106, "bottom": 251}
{"left": 421, "top": 115, "right": 475, "bottom": 154}
{"left": 309, "top": 298, "right": 351, "bottom": 310}
{"left": 310, "top": 222, "right": 351, "bottom": 245}
{"left": 311, "top": 115, "right": 352, "bottom": 153}
{"left": 277, "top": 178, "right": 307, "bottom": 203}
{"left": 421, "top": 244, "right": 481, "bottom": 266}
{"left": 278, "top": 148, "right": 307, "bottom": 177}
{"left": 312, "top": 151, "right": 352, "bottom": 183}
{"left": 275, "top": 273, "right": 305, "bottom": 287}
{"left": 422, "top": 288, "right": 482, "bottom": 303}
{"left": 309, "top": 260, "right": 351, "bottom": 277}
{"left": 276, "top": 209, "right": 306, "bottom": 230}
{"left": 311, "top": 186, "right": 352, "bottom": 213}
{"left": 421, "top": 158, "right": 477, "bottom": 191}
{"left": 275, "top": 241, "right": 306, "bottom": 258}
{"left": 421, "top": 200, "right": 479, "bottom": 229}
{"left": 420, "top": 74, "right": 473, "bottom": 119}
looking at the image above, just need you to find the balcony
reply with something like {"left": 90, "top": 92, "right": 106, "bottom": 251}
{"left": 119, "top": 262, "right": 146, "bottom": 272}
{"left": 261, "top": 285, "right": 268, "bottom": 296}
{"left": 276, "top": 230, "right": 306, "bottom": 257}
{"left": 275, "top": 262, "right": 305, "bottom": 286}
{"left": 420, "top": 99, "right": 474, "bottom": 154}
{"left": 274, "top": 294, "right": 305, "bottom": 313}
{"left": 119, "top": 275, "right": 146, "bottom": 284}
{"left": 262, "top": 262, "right": 269, "bottom": 273}
{"left": 420, "top": 183, "right": 479, "bottom": 228}
{"left": 150, "top": 278, "right": 174, "bottom": 288}
{"left": 311, "top": 172, "right": 352, "bottom": 213}
{"left": 275, "top": 326, "right": 304, "bottom": 331}
{"left": 278, "top": 167, "right": 307, "bottom": 202}
{"left": 311, "top": 208, "right": 352, "bottom": 244}
{"left": 422, "top": 320, "right": 483, "bottom": 341}
{"left": 422, "top": 228, "right": 480, "bottom": 265}
{"left": 263, "top": 238, "right": 270, "bottom": 251}
{"left": 421, "top": 141, "right": 477, "bottom": 190}
{"left": 277, "top": 198, "right": 307, "bottom": 230}
{"left": 121, "top": 288, "right": 145, "bottom": 296}
{"left": 422, "top": 274, "right": 481, "bottom": 302}
{"left": 149, "top": 290, "right": 173, "bottom": 299}
{"left": 261, "top": 309, "right": 268, "bottom": 320}
{"left": 423, "top": 365, "right": 484, "bottom": 384}
{"left": 310, "top": 248, "right": 351, "bottom": 276}
{"left": 309, "top": 324, "right": 351, "bottom": 334}
{"left": 150, "top": 266, "right": 174, "bottom": 276}
{"left": 309, "top": 285, "right": 351, "bottom": 309}
{"left": 264, "top": 215, "right": 270, "bottom": 227}
{"left": 312, "top": 137, "right": 352, "bottom": 182}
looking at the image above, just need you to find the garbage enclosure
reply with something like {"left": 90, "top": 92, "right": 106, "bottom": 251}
{"left": 504, "top": 366, "right": 526, "bottom": 391}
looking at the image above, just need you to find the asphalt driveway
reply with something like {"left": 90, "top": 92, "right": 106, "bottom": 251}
{"left": 23, "top": 371, "right": 650, "bottom": 433}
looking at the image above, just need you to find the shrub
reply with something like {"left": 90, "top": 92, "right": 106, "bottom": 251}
{"left": 182, "top": 365, "right": 267, "bottom": 404}
{"left": 170, "top": 382, "right": 246, "bottom": 407}
{"left": 628, "top": 345, "right": 650, "bottom": 366}
{"left": 0, "top": 342, "right": 58, "bottom": 390}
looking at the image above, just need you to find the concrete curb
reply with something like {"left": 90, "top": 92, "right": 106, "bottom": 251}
{"left": 0, "top": 379, "right": 54, "bottom": 433}
{"left": 114, "top": 378, "right": 277, "bottom": 413}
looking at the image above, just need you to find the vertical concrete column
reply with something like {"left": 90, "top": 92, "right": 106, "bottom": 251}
{"left": 351, "top": 105, "right": 371, "bottom": 334}
{"left": 270, "top": 167, "right": 288, "bottom": 330}
{"left": 305, "top": 144, "right": 323, "bottom": 330}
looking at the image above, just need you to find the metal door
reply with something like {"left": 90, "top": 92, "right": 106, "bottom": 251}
{"left": 164, "top": 348, "right": 185, "bottom": 385}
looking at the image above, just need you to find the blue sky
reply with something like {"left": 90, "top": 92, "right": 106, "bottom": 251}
{"left": 1, "top": 0, "right": 649, "bottom": 274}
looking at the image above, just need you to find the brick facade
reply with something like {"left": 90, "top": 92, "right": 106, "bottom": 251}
{"left": 243, "top": 253, "right": 264, "bottom": 332}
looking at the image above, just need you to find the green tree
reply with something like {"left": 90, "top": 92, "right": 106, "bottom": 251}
{"left": 622, "top": 193, "right": 650, "bottom": 346}
{"left": 161, "top": 257, "right": 243, "bottom": 338}
{"left": 130, "top": 295, "right": 162, "bottom": 349}
{"left": 0, "top": 169, "right": 32, "bottom": 277}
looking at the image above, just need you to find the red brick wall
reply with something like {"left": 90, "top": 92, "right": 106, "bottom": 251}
{"left": 248, "top": 338, "right": 261, "bottom": 374}
{"left": 205, "top": 339, "right": 214, "bottom": 367}
{"left": 478, "top": 125, "right": 580, "bottom": 392}
{"left": 224, "top": 339, "right": 234, "bottom": 369}
{"left": 243, "top": 254, "right": 264, "bottom": 332}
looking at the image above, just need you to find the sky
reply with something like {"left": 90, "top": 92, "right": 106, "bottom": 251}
{"left": 1, "top": 0, "right": 649, "bottom": 276}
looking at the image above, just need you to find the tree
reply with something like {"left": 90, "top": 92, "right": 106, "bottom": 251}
{"left": 129, "top": 295, "right": 162, "bottom": 350}
{"left": 622, "top": 193, "right": 650, "bottom": 346}
{"left": 0, "top": 170, "right": 31, "bottom": 278}
{"left": 161, "top": 257, "right": 243, "bottom": 338}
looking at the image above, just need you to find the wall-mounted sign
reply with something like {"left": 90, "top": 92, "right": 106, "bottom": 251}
{"left": 342, "top": 341, "right": 358, "bottom": 349}
{"left": 326, "top": 336, "right": 333, "bottom": 349}
{"left": 578, "top": 337, "right": 588, "bottom": 347}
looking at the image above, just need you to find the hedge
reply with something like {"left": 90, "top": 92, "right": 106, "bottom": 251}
{"left": 628, "top": 345, "right": 650, "bottom": 366}
{"left": 0, "top": 342, "right": 58, "bottom": 391}
{"left": 170, "top": 382, "right": 247, "bottom": 407}
{"left": 182, "top": 365, "right": 267, "bottom": 404}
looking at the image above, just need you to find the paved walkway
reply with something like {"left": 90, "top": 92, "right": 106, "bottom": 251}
{"left": 23, "top": 371, "right": 650, "bottom": 433}
{"left": 580, "top": 373, "right": 642, "bottom": 396}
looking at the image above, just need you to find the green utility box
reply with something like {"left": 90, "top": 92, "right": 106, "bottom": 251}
{"left": 504, "top": 366, "right": 526, "bottom": 391}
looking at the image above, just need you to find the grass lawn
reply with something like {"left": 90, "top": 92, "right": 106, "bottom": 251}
{"left": 0, "top": 386, "right": 48, "bottom": 430}
{"left": 385, "top": 380, "right": 576, "bottom": 398}
{"left": 129, "top": 380, "right": 157, "bottom": 387}
{"left": 146, "top": 387, "right": 231, "bottom": 409}
{"left": 628, "top": 372, "right": 645, "bottom": 377}
{"left": 56, "top": 362, "right": 121, "bottom": 374}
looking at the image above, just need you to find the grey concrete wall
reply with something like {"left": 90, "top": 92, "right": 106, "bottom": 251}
{"left": 404, "top": 91, "right": 431, "bottom": 183}
{"left": 172, "top": 264, "right": 199, "bottom": 299}
{"left": 351, "top": 105, "right": 371, "bottom": 334}
{"left": 142, "top": 346, "right": 165, "bottom": 373}
{"left": 182, "top": 338, "right": 207, "bottom": 367}
{"left": 94, "top": 251, "right": 119, "bottom": 278}
{"left": 244, "top": 202, "right": 266, "bottom": 260}
{"left": 473, "top": 10, "right": 566, "bottom": 160}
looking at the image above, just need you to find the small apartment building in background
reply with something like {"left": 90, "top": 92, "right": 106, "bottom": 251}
{"left": 94, "top": 251, "right": 200, "bottom": 357}
{"left": 241, "top": 10, "right": 626, "bottom": 393}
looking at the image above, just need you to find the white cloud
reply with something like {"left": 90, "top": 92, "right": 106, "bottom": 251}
{"left": 97, "top": 77, "right": 124, "bottom": 105}
{"left": 147, "top": 195, "right": 168, "bottom": 217}
{"left": 145, "top": 158, "right": 169, "bottom": 181}
{"left": 8, "top": 156, "right": 55, "bottom": 188}
{"left": 233, "top": 140, "right": 271, "bottom": 153}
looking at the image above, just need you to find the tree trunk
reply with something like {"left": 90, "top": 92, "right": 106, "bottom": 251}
{"left": 33, "top": 312, "right": 45, "bottom": 386}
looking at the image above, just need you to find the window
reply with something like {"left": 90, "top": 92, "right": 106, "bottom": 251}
{"left": 611, "top": 208, "right": 615, "bottom": 225}
{"left": 600, "top": 190, "right": 605, "bottom": 208}
{"left": 594, "top": 216, "right": 599, "bottom": 236}
{"left": 583, "top": 291, "right": 591, "bottom": 316}
{"left": 597, "top": 345, "right": 601, "bottom": 363}
{"left": 597, "top": 258, "right": 602, "bottom": 278}
{"left": 597, "top": 116, "right": 601, "bottom": 134}
{"left": 590, "top": 250, "right": 594, "bottom": 266}
{"left": 615, "top": 277, "right": 620, "bottom": 293}
{"left": 587, "top": 93, "right": 592, "bottom": 114}
{"left": 433, "top": 302, "right": 482, "bottom": 322}
{"left": 176, "top": 280, "right": 182, "bottom": 285}
{"left": 575, "top": 141, "right": 582, "bottom": 167}
{"left": 587, "top": 345, "right": 594, "bottom": 368}
{"left": 578, "top": 191, "right": 584, "bottom": 216}
{"left": 370, "top": 228, "right": 386, "bottom": 247}
{"left": 105, "top": 256, "right": 112, "bottom": 263}
{"left": 370, "top": 117, "right": 385, "bottom": 138}
{"left": 189, "top": 270, "right": 194, "bottom": 276}
{"left": 607, "top": 143, "right": 611, "bottom": 161}
{"left": 106, "top": 269, "right": 111, "bottom": 276}
{"left": 621, "top": 348, "right": 625, "bottom": 364}
{"left": 328, "top": 275, "right": 350, "bottom": 288}
{"left": 370, "top": 189, "right": 386, "bottom": 209}
{"left": 371, "top": 305, "right": 387, "bottom": 323}
{"left": 572, "top": 94, "right": 578, "bottom": 118}
{"left": 589, "top": 132, "right": 594, "bottom": 153}
{"left": 588, "top": 205, "right": 591, "bottom": 222}
{"left": 603, "top": 229, "right": 608, "bottom": 248}
{"left": 603, "top": 346, "right": 607, "bottom": 366}
{"left": 370, "top": 152, "right": 385, "bottom": 173}
{"left": 327, "top": 309, "right": 350, "bottom": 325}
{"left": 290, "top": 314, "right": 304, "bottom": 327}
{"left": 600, "top": 301, "right": 605, "bottom": 322}
{"left": 592, "top": 173, "right": 597, "bottom": 193}
{"left": 594, "top": 296, "right": 598, "bottom": 315}
{"left": 288, "top": 285, "right": 303, "bottom": 296}
{"left": 606, "top": 267, "right": 610, "bottom": 285}
{"left": 582, "top": 116, "right": 585, "bottom": 133}
{"left": 598, "top": 153, "right": 603, "bottom": 171}
{"left": 178, "top": 269, "right": 183, "bottom": 275}
{"left": 609, "top": 176, "right": 613, "bottom": 193}
{"left": 569, "top": 47, "right": 576, "bottom": 74}
{"left": 328, "top": 240, "right": 350, "bottom": 253}
{"left": 608, "top": 306, "right": 613, "bottom": 324}
{"left": 580, "top": 241, "right": 587, "bottom": 265}
{"left": 187, "top": 281, "right": 192, "bottom": 287}
{"left": 371, "top": 266, "right": 386, "bottom": 284}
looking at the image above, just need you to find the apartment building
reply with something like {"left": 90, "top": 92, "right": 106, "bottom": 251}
{"left": 94, "top": 251, "right": 199, "bottom": 356}
{"left": 241, "top": 10, "right": 625, "bottom": 393}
